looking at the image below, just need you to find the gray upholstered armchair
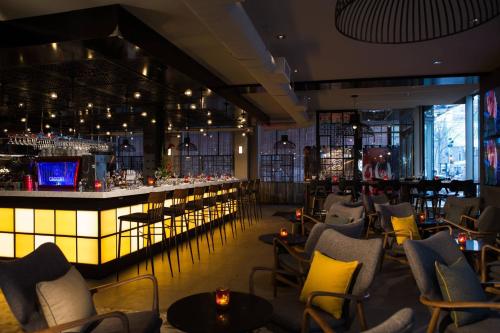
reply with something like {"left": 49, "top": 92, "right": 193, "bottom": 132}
{"left": 0, "top": 243, "right": 161, "bottom": 333}
{"left": 302, "top": 307, "right": 414, "bottom": 333}
{"left": 443, "top": 205, "right": 500, "bottom": 244}
{"left": 404, "top": 231, "right": 500, "bottom": 333}
{"left": 251, "top": 229, "right": 383, "bottom": 333}
{"left": 273, "top": 220, "right": 365, "bottom": 293}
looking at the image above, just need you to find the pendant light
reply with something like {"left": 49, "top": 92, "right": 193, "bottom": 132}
{"left": 274, "top": 134, "right": 296, "bottom": 150}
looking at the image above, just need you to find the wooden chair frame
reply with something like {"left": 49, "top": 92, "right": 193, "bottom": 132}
{"left": 35, "top": 274, "right": 159, "bottom": 333}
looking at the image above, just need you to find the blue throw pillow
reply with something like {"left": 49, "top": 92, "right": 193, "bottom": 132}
{"left": 435, "top": 257, "right": 489, "bottom": 327}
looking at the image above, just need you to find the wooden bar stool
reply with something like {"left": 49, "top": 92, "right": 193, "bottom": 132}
{"left": 229, "top": 181, "right": 245, "bottom": 232}
{"left": 205, "top": 185, "right": 225, "bottom": 247}
{"left": 117, "top": 191, "right": 172, "bottom": 279}
{"left": 219, "top": 183, "right": 236, "bottom": 239}
{"left": 163, "top": 188, "right": 193, "bottom": 272}
{"left": 253, "top": 178, "right": 263, "bottom": 219}
{"left": 185, "top": 186, "right": 212, "bottom": 260}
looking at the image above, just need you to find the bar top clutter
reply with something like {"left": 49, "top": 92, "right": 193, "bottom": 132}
{"left": 0, "top": 179, "right": 239, "bottom": 199}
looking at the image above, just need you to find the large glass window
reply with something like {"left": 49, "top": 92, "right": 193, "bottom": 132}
{"left": 424, "top": 99, "right": 479, "bottom": 180}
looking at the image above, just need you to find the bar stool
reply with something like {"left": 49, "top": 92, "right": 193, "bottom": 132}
{"left": 185, "top": 186, "right": 212, "bottom": 260}
{"left": 219, "top": 183, "right": 236, "bottom": 239}
{"left": 248, "top": 180, "right": 259, "bottom": 222}
{"left": 229, "top": 181, "right": 245, "bottom": 232}
{"left": 117, "top": 191, "right": 172, "bottom": 279}
{"left": 163, "top": 188, "right": 193, "bottom": 273}
{"left": 253, "top": 178, "right": 263, "bottom": 219}
{"left": 205, "top": 185, "right": 226, "bottom": 247}
{"left": 239, "top": 180, "right": 253, "bottom": 227}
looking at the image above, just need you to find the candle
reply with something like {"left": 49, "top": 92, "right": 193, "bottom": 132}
{"left": 332, "top": 175, "right": 339, "bottom": 183}
{"left": 215, "top": 288, "right": 230, "bottom": 308}
{"left": 418, "top": 212, "right": 426, "bottom": 223}
{"left": 279, "top": 227, "right": 288, "bottom": 238}
{"left": 94, "top": 180, "right": 102, "bottom": 191}
{"left": 295, "top": 208, "right": 302, "bottom": 221}
{"left": 457, "top": 233, "right": 467, "bottom": 247}
{"left": 383, "top": 175, "right": 388, "bottom": 180}
{"left": 147, "top": 176, "right": 155, "bottom": 186}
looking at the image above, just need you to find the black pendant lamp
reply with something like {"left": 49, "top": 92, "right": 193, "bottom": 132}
{"left": 274, "top": 134, "right": 296, "bottom": 150}
{"left": 335, "top": 0, "right": 500, "bottom": 44}
{"left": 177, "top": 135, "right": 198, "bottom": 152}
{"left": 120, "top": 138, "right": 136, "bottom": 152}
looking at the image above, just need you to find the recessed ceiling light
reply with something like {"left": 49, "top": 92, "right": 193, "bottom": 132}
{"left": 184, "top": 89, "right": 193, "bottom": 97}
{"left": 96, "top": 124, "right": 101, "bottom": 129}
{"left": 207, "top": 111, "right": 211, "bottom": 116}
{"left": 151, "top": 119, "right": 156, "bottom": 124}
{"left": 133, "top": 91, "right": 141, "bottom": 99}
{"left": 18, "top": 102, "right": 24, "bottom": 108}
{"left": 3, "top": 129, "right": 7, "bottom": 133}
{"left": 45, "top": 124, "right": 50, "bottom": 129}
{"left": 207, "top": 119, "right": 212, "bottom": 125}
{"left": 167, "top": 125, "right": 172, "bottom": 131}
{"left": 242, "top": 132, "right": 246, "bottom": 137}
{"left": 122, "top": 123, "right": 127, "bottom": 128}
{"left": 176, "top": 134, "right": 181, "bottom": 138}
{"left": 190, "top": 103, "right": 197, "bottom": 110}
{"left": 200, "top": 128, "right": 204, "bottom": 132}
{"left": 293, "top": 69, "right": 298, "bottom": 73}
{"left": 27, "top": 128, "right": 31, "bottom": 132}
{"left": 20, "top": 117, "right": 26, "bottom": 122}
{"left": 50, "top": 113, "right": 56, "bottom": 118}
{"left": 49, "top": 92, "right": 58, "bottom": 100}
{"left": 51, "top": 43, "right": 58, "bottom": 51}
{"left": 141, "top": 111, "right": 147, "bottom": 117}
{"left": 277, "top": 34, "right": 286, "bottom": 40}
{"left": 106, "top": 112, "right": 112, "bottom": 119}
{"left": 432, "top": 60, "right": 443, "bottom": 65}
{"left": 79, "top": 118, "right": 84, "bottom": 123}
{"left": 106, "top": 131, "right": 111, "bottom": 135}
{"left": 87, "top": 102, "right": 93, "bottom": 108}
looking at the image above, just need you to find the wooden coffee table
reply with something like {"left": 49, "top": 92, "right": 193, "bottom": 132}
{"left": 167, "top": 291, "right": 273, "bottom": 333}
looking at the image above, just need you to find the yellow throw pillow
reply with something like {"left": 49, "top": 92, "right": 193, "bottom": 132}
{"left": 390, "top": 215, "right": 421, "bottom": 244}
{"left": 299, "top": 251, "right": 358, "bottom": 319}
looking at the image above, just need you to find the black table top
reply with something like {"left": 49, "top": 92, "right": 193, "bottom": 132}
{"left": 258, "top": 233, "right": 308, "bottom": 246}
{"left": 167, "top": 292, "right": 273, "bottom": 333}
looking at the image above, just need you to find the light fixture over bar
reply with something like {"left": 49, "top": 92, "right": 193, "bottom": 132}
{"left": 335, "top": 0, "right": 500, "bottom": 44}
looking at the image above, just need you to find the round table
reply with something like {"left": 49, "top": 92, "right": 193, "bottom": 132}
{"left": 258, "top": 233, "right": 308, "bottom": 246}
{"left": 167, "top": 292, "right": 273, "bottom": 333}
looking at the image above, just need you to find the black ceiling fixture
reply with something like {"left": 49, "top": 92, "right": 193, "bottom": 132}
{"left": 274, "top": 134, "right": 296, "bottom": 150}
{"left": 335, "top": 0, "right": 500, "bottom": 44}
{"left": 119, "top": 138, "right": 136, "bottom": 152}
{"left": 177, "top": 135, "right": 198, "bottom": 152}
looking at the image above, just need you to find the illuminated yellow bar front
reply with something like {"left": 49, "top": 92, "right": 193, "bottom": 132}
{"left": 0, "top": 180, "right": 239, "bottom": 276}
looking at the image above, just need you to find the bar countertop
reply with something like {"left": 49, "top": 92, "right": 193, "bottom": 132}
{"left": 0, "top": 179, "right": 238, "bottom": 199}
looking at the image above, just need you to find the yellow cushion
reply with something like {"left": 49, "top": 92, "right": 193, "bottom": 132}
{"left": 391, "top": 215, "right": 421, "bottom": 244}
{"left": 299, "top": 251, "right": 358, "bottom": 319}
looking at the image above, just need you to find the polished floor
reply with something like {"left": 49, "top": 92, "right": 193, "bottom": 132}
{"left": 0, "top": 205, "right": 429, "bottom": 332}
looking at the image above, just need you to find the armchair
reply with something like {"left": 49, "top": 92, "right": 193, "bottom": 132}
{"left": 481, "top": 244, "right": 500, "bottom": 294}
{"left": 251, "top": 228, "right": 383, "bottom": 333}
{"left": 0, "top": 243, "right": 161, "bottom": 333}
{"left": 404, "top": 231, "right": 500, "bottom": 333}
{"left": 443, "top": 205, "right": 500, "bottom": 244}
{"left": 302, "top": 307, "right": 414, "bottom": 333}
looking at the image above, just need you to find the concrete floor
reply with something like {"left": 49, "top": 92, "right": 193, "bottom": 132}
{"left": 0, "top": 205, "right": 430, "bottom": 332}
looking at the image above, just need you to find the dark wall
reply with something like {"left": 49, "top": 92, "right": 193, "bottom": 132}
{"left": 480, "top": 67, "right": 500, "bottom": 208}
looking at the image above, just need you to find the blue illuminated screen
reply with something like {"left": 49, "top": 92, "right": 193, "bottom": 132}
{"left": 37, "top": 161, "right": 79, "bottom": 187}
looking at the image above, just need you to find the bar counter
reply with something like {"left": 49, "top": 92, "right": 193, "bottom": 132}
{"left": 0, "top": 179, "right": 239, "bottom": 277}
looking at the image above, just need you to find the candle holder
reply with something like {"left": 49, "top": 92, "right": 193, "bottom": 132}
{"left": 418, "top": 212, "right": 426, "bottom": 224}
{"left": 94, "top": 180, "right": 102, "bottom": 191}
{"left": 457, "top": 232, "right": 467, "bottom": 250}
{"left": 147, "top": 176, "right": 155, "bottom": 186}
{"left": 215, "top": 288, "right": 230, "bottom": 310}
{"left": 295, "top": 208, "right": 302, "bottom": 221}
{"left": 279, "top": 227, "right": 288, "bottom": 238}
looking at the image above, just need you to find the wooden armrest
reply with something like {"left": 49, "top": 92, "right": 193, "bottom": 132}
{"left": 423, "top": 225, "right": 453, "bottom": 235}
{"left": 273, "top": 238, "right": 311, "bottom": 264}
{"left": 481, "top": 245, "right": 500, "bottom": 283}
{"left": 302, "top": 307, "right": 336, "bottom": 333}
{"left": 420, "top": 296, "right": 500, "bottom": 310}
{"left": 302, "top": 214, "right": 322, "bottom": 225}
{"left": 306, "top": 291, "right": 369, "bottom": 308}
{"left": 249, "top": 266, "right": 303, "bottom": 295}
{"left": 90, "top": 274, "right": 159, "bottom": 313}
{"left": 35, "top": 311, "right": 130, "bottom": 333}
{"left": 460, "top": 215, "right": 478, "bottom": 224}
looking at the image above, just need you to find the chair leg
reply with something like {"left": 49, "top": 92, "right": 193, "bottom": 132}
{"left": 191, "top": 210, "right": 201, "bottom": 261}
{"left": 136, "top": 222, "right": 140, "bottom": 275}
{"left": 171, "top": 216, "right": 181, "bottom": 273}
{"left": 200, "top": 209, "right": 211, "bottom": 254}
{"left": 147, "top": 224, "right": 155, "bottom": 276}
{"left": 162, "top": 219, "right": 173, "bottom": 277}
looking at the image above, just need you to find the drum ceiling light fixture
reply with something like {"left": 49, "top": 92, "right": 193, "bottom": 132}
{"left": 335, "top": 0, "right": 500, "bottom": 44}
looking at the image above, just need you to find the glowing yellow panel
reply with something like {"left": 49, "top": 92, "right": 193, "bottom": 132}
{"left": 35, "top": 235, "right": 55, "bottom": 249}
{"left": 35, "top": 210, "right": 55, "bottom": 234}
{"left": 142, "top": 203, "right": 148, "bottom": 212}
{"left": 15, "top": 234, "right": 34, "bottom": 258}
{"left": 0, "top": 233, "right": 14, "bottom": 257}
{"left": 130, "top": 204, "right": 142, "bottom": 214}
{"left": 130, "top": 224, "right": 144, "bottom": 252}
{"left": 55, "top": 237, "right": 76, "bottom": 262}
{"left": 76, "top": 211, "right": 98, "bottom": 237}
{"left": 116, "top": 207, "right": 131, "bottom": 232}
{"left": 56, "top": 210, "right": 76, "bottom": 236}
{"left": 0, "top": 208, "right": 14, "bottom": 232}
{"left": 100, "top": 209, "right": 116, "bottom": 236}
{"left": 101, "top": 235, "right": 116, "bottom": 263}
{"left": 77, "top": 238, "right": 98, "bottom": 264}
{"left": 119, "top": 231, "right": 131, "bottom": 256}
{"left": 15, "top": 209, "right": 34, "bottom": 233}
